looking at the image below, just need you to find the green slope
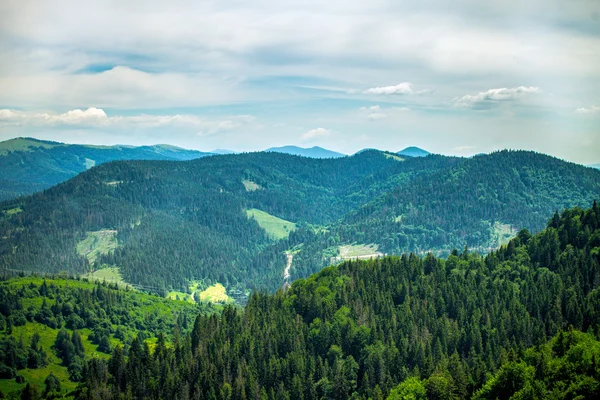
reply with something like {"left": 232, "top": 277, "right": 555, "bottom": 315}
{"left": 0, "top": 137, "right": 213, "bottom": 201}
{"left": 246, "top": 208, "right": 296, "bottom": 240}
{"left": 69, "top": 204, "right": 600, "bottom": 399}
{"left": 0, "top": 149, "right": 599, "bottom": 296}
{"left": 0, "top": 276, "right": 211, "bottom": 397}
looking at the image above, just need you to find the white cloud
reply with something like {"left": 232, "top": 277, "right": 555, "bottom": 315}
{"left": 454, "top": 86, "right": 541, "bottom": 109}
{"left": 359, "top": 105, "right": 410, "bottom": 121}
{"left": 575, "top": 105, "right": 600, "bottom": 114}
{"left": 367, "top": 112, "right": 387, "bottom": 120}
{"left": 302, "top": 127, "right": 331, "bottom": 140}
{"left": 0, "top": 107, "right": 253, "bottom": 135}
{"left": 364, "top": 83, "right": 431, "bottom": 95}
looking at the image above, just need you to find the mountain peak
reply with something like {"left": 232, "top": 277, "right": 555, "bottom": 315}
{"left": 397, "top": 146, "right": 430, "bottom": 157}
{"left": 265, "top": 145, "right": 346, "bottom": 159}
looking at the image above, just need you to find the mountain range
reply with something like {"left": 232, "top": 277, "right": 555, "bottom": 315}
{"left": 265, "top": 145, "right": 346, "bottom": 158}
{"left": 0, "top": 138, "right": 437, "bottom": 203}
{"left": 0, "top": 137, "right": 213, "bottom": 201}
{"left": 1, "top": 146, "right": 598, "bottom": 298}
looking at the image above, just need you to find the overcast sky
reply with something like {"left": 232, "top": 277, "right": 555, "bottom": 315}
{"left": 0, "top": 0, "right": 599, "bottom": 163}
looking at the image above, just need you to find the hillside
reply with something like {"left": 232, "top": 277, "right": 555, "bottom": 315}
{"left": 0, "top": 149, "right": 599, "bottom": 298}
{"left": 397, "top": 146, "right": 430, "bottom": 157}
{"left": 0, "top": 137, "right": 213, "bottom": 201}
{"left": 336, "top": 150, "right": 600, "bottom": 255}
{"left": 69, "top": 204, "right": 600, "bottom": 399}
{"left": 0, "top": 276, "right": 211, "bottom": 398}
{"left": 265, "top": 145, "right": 346, "bottom": 158}
{"left": 0, "top": 150, "right": 449, "bottom": 296}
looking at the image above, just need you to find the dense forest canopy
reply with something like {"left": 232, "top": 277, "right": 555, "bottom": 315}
{"left": 0, "top": 203, "right": 594, "bottom": 399}
{"left": 1, "top": 149, "right": 599, "bottom": 296}
{"left": 0, "top": 137, "right": 212, "bottom": 201}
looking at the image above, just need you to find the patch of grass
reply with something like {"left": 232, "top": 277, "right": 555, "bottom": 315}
{"left": 384, "top": 153, "right": 404, "bottom": 162}
{"left": 246, "top": 208, "right": 296, "bottom": 240}
{"left": 76, "top": 230, "right": 118, "bottom": 265}
{"left": 3, "top": 207, "right": 22, "bottom": 216}
{"left": 84, "top": 158, "right": 96, "bottom": 169}
{"left": 167, "top": 290, "right": 195, "bottom": 303}
{"left": 488, "top": 221, "right": 518, "bottom": 248}
{"left": 199, "top": 283, "right": 231, "bottom": 303}
{"left": 339, "top": 244, "right": 380, "bottom": 258}
{"left": 84, "top": 266, "right": 125, "bottom": 287}
{"left": 242, "top": 179, "right": 261, "bottom": 191}
{"left": 329, "top": 244, "right": 383, "bottom": 265}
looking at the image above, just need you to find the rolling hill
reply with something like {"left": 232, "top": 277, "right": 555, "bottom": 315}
{"left": 0, "top": 149, "right": 599, "bottom": 299}
{"left": 0, "top": 137, "right": 213, "bottom": 201}
{"left": 265, "top": 145, "right": 346, "bottom": 158}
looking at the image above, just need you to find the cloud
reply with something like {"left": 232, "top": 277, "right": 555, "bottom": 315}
{"left": 301, "top": 127, "right": 331, "bottom": 140}
{"left": 575, "top": 105, "right": 600, "bottom": 114}
{"left": 0, "top": 107, "right": 254, "bottom": 135}
{"left": 367, "top": 112, "right": 387, "bottom": 120}
{"left": 359, "top": 105, "right": 410, "bottom": 121}
{"left": 454, "top": 86, "right": 540, "bottom": 109}
{"left": 359, "top": 105, "right": 387, "bottom": 120}
{"left": 364, "top": 83, "right": 431, "bottom": 95}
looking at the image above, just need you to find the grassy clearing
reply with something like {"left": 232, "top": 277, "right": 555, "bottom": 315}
{"left": 84, "top": 158, "right": 96, "bottom": 169}
{"left": 84, "top": 266, "right": 125, "bottom": 287}
{"left": 167, "top": 290, "right": 196, "bottom": 303}
{"left": 3, "top": 207, "right": 22, "bottom": 216}
{"left": 339, "top": 244, "right": 381, "bottom": 258}
{"left": 384, "top": 153, "right": 404, "bottom": 162}
{"left": 76, "top": 230, "right": 118, "bottom": 265}
{"left": 329, "top": 244, "right": 384, "bottom": 265}
{"left": 199, "top": 283, "right": 231, "bottom": 303}
{"left": 246, "top": 208, "right": 296, "bottom": 240}
{"left": 242, "top": 179, "right": 261, "bottom": 191}
{"left": 488, "top": 221, "right": 518, "bottom": 248}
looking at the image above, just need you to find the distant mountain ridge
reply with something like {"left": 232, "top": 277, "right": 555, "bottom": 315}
{"left": 591, "top": 164, "right": 600, "bottom": 169}
{"left": 0, "top": 137, "right": 213, "bottom": 201}
{"left": 265, "top": 145, "right": 346, "bottom": 158}
{"left": 397, "top": 146, "right": 430, "bottom": 157}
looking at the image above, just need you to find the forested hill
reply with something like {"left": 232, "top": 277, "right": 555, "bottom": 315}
{"left": 336, "top": 150, "right": 600, "bottom": 254}
{"left": 73, "top": 204, "right": 600, "bottom": 399}
{"left": 0, "top": 149, "right": 599, "bottom": 296}
{"left": 0, "top": 137, "right": 212, "bottom": 201}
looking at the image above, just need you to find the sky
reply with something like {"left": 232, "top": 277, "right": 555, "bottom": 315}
{"left": 0, "top": 0, "right": 599, "bottom": 163}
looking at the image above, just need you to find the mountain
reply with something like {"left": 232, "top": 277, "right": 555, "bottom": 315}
{"left": 0, "top": 150, "right": 447, "bottom": 296}
{"left": 1, "top": 149, "right": 598, "bottom": 299}
{"left": 265, "top": 145, "right": 346, "bottom": 158}
{"left": 335, "top": 150, "right": 600, "bottom": 256}
{"left": 47, "top": 204, "right": 600, "bottom": 399}
{"left": 210, "top": 149, "right": 236, "bottom": 155}
{"left": 397, "top": 146, "right": 430, "bottom": 157}
{"left": 590, "top": 163, "right": 600, "bottom": 169}
{"left": 0, "top": 137, "right": 213, "bottom": 201}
